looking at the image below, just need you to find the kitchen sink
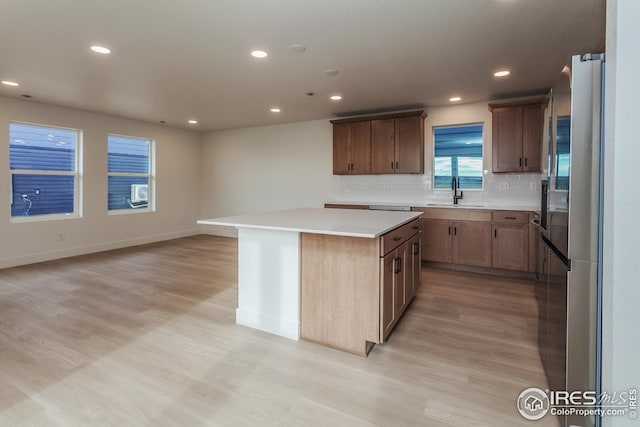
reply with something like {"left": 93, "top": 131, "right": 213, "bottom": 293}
{"left": 426, "top": 203, "right": 485, "bottom": 208}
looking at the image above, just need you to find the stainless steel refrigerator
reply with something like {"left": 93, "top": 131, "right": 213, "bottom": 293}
{"left": 536, "top": 53, "right": 605, "bottom": 427}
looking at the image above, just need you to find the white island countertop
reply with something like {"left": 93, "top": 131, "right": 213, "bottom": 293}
{"left": 198, "top": 208, "right": 422, "bottom": 238}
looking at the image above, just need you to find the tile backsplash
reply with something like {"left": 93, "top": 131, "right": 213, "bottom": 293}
{"left": 338, "top": 173, "right": 542, "bottom": 207}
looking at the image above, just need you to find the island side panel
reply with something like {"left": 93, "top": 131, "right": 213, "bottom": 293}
{"left": 236, "top": 228, "right": 300, "bottom": 340}
{"left": 300, "top": 233, "right": 380, "bottom": 355}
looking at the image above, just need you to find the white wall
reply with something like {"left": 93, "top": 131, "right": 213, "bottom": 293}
{"left": 0, "top": 96, "right": 202, "bottom": 268}
{"left": 602, "top": 1, "right": 640, "bottom": 426}
{"left": 199, "top": 119, "right": 339, "bottom": 235}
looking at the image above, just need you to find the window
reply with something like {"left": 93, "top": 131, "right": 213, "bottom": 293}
{"left": 9, "top": 122, "right": 80, "bottom": 219}
{"left": 555, "top": 117, "right": 570, "bottom": 190}
{"left": 108, "top": 134, "right": 153, "bottom": 212}
{"left": 434, "top": 124, "right": 483, "bottom": 190}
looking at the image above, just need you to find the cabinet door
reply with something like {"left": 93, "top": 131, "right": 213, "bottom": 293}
{"left": 422, "top": 219, "right": 452, "bottom": 263}
{"left": 452, "top": 221, "right": 492, "bottom": 267}
{"left": 351, "top": 121, "right": 371, "bottom": 174}
{"left": 492, "top": 224, "right": 529, "bottom": 271}
{"left": 394, "top": 115, "right": 424, "bottom": 174}
{"left": 492, "top": 106, "right": 523, "bottom": 172}
{"left": 380, "top": 251, "right": 396, "bottom": 340}
{"left": 522, "top": 104, "right": 544, "bottom": 172}
{"left": 408, "top": 233, "right": 422, "bottom": 296}
{"left": 395, "top": 244, "right": 407, "bottom": 314}
{"left": 333, "top": 123, "right": 351, "bottom": 175}
{"left": 371, "top": 119, "right": 395, "bottom": 174}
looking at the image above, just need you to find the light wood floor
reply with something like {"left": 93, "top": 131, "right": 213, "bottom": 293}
{"left": 0, "top": 235, "right": 559, "bottom": 426}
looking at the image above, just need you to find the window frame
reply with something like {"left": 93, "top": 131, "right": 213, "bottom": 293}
{"left": 432, "top": 122, "right": 485, "bottom": 191}
{"left": 9, "top": 121, "right": 82, "bottom": 223}
{"left": 107, "top": 133, "right": 155, "bottom": 215}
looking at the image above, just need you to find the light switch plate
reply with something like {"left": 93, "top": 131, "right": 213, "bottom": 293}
{"left": 499, "top": 182, "right": 510, "bottom": 190}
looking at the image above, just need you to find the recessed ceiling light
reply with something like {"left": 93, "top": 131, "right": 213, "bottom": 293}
{"left": 270, "top": 108, "right": 281, "bottom": 113}
{"left": 188, "top": 120, "right": 198, "bottom": 124}
{"left": 1, "top": 80, "right": 19, "bottom": 87}
{"left": 494, "top": 70, "right": 511, "bottom": 77}
{"left": 289, "top": 44, "right": 306, "bottom": 53}
{"left": 90, "top": 45, "right": 111, "bottom": 54}
{"left": 330, "top": 95, "right": 342, "bottom": 101}
{"left": 449, "top": 96, "right": 462, "bottom": 102}
{"left": 251, "top": 50, "right": 268, "bottom": 58}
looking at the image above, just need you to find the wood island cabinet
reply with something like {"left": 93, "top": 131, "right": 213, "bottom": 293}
{"left": 489, "top": 97, "right": 547, "bottom": 173}
{"left": 379, "top": 220, "right": 421, "bottom": 341}
{"left": 331, "top": 110, "right": 426, "bottom": 175}
{"left": 300, "top": 216, "right": 422, "bottom": 355}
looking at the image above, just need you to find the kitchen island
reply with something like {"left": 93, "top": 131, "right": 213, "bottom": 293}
{"left": 198, "top": 208, "right": 422, "bottom": 355}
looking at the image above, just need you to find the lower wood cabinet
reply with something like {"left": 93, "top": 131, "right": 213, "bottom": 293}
{"left": 418, "top": 208, "right": 492, "bottom": 268}
{"left": 491, "top": 211, "right": 529, "bottom": 271}
{"left": 380, "top": 245, "right": 406, "bottom": 339}
{"left": 452, "top": 221, "right": 492, "bottom": 267}
{"left": 380, "top": 224, "right": 422, "bottom": 341}
{"left": 417, "top": 207, "right": 533, "bottom": 272}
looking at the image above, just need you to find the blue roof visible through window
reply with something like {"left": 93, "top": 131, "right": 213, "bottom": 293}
{"left": 434, "top": 124, "right": 483, "bottom": 190}
{"left": 10, "top": 123, "right": 76, "bottom": 171}
{"left": 434, "top": 125, "right": 483, "bottom": 157}
{"left": 108, "top": 135, "right": 149, "bottom": 174}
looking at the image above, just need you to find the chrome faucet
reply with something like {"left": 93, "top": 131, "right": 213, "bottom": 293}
{"left": 452, "top": 176, "right": 463, "bottom": 205}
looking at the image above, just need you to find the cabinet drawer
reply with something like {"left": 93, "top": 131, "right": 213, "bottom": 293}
{"left": 381, "top": 219, "right": 421, "bottom": 256}
{"left": 491, "top": 211, "right": 529, "bottom": 224}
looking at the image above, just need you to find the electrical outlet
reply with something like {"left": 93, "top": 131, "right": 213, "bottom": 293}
{"left": 34, "top": 189, "right": 40, "bottom": 195}
{"left": 499, "top": 182, "right": 510, "bottom": 190}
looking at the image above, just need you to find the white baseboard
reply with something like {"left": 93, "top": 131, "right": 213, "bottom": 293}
{"left": 0, "top": 229, "right": 199, "bottom": 269}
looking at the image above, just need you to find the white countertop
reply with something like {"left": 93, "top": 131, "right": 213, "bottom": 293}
{"left": 326, "top": 200, "right": 539, "bottom": 212}
{"left": 198, "top": 208, "right": 422, "bottom": 238}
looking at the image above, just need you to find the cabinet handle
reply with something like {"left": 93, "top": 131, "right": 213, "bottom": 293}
{"left": 448, "top": 226, "right": 451, "bottom": 235}
{"left": 391, "top": 161, "right": 394, "bottom": 170}
{"left": 505, "top": 216, "right": 517, "bottom": 220}
{"left": 495, "top": 229, "right": 497, "bottom": 238}
{"left": 394, "top": 257, "right": 400, "bottom": 274}
{"left": 350, "top": 163, "right": 353, "bottom": 171}
{"left": 519, "top": 158, "right": 522, "bottom": 167}
{"left": 397, "top": 257, "right": 403, "bottom": 273}
{"left": 393, "top": 236, "right": 402, "bottom": 241}
{"left": 395, "top": 161, "right": 399, "bottom": 170}
{"left": 412, "top": 226, "right": 419, "bottom": 230}
{"left": 525, "top": 158, "right": 528, "bottom": 167}
{"left": 413, "top": 242, "right": 419, "bottom": 255}
{"left": 454, "top": 227, "right": 457, "bottom": 236}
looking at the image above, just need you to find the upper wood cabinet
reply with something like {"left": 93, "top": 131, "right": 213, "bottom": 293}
{"left": 331, "top": 110, "right": 426, "bottom": 175}
{"left": 332, "top": 121, "right": 371, "bottom": 175}
{"left": 488, "top": 97, "right": 547, "bottom": 173}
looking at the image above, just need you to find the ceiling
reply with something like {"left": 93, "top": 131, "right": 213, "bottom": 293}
{"left": 0, "top": 0, "right": 605, "bottom": 132}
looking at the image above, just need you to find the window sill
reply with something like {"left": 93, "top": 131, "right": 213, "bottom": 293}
{"left": 10, "top": 213, "right": 80, "bottom": 224}
{"left": 108, "top": 208, "right": 155, "bottom": 216}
